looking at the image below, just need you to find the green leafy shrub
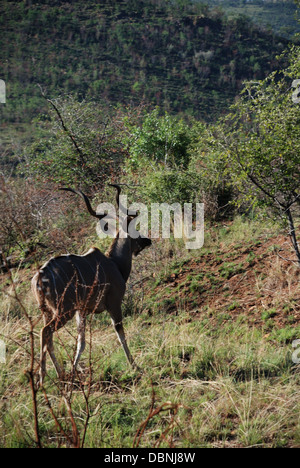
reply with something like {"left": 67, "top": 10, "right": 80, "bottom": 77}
{"left": 25, "top": 97, "right": 130, "bottom": 189}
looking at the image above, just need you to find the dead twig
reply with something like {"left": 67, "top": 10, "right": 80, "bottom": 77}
{"left": 133, "top": 381, "right": 183, "bottom": 448}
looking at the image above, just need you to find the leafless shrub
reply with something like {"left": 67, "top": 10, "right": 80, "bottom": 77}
{"left": 0, "top": 177, "right": 91, "bottom": 270}
{"left": 133, "top": 381, "right": 183, "bottom": 448}
{"left": 0, "top": 254, "right": 104, "bottom": 448}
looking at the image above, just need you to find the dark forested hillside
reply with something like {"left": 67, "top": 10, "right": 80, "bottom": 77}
{"left": 0, "top": 0, "right": 289, "bottom": 124}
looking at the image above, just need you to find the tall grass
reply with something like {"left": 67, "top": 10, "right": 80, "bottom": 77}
{"left": 0, "top": 299, "right": 299, "bottom": 447}
{"left": 0, "top": 216, "right": 299, "bottom": 448}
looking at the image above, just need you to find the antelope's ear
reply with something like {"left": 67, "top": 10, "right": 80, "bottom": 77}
{"left": 109, "top": 183, "right": 139, "bottom": 218}
{"left": 122, "top": 215, "right": 144, "bottom": 240}
{"left": 119, "top": 216, "right": 130, "bottom": 234}
{"left": 96, "top": 214, "right": 117, "bottom": 238}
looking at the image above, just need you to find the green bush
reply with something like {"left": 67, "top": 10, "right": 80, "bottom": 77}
{"left": 125, "top": 108, "right": 193, "bottom": 170}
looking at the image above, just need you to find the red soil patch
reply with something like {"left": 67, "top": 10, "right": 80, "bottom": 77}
{"left": 145, "top": 235, "right": 300, "bottom": 330}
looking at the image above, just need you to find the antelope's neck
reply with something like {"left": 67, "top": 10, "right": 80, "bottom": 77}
{"left": 107, "top": 236, "right": 132, "bottom": 282}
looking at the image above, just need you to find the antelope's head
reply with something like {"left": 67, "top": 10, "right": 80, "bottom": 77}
{"left": 109, "top": 184, "right": 152, "bottom": 256}
{"left": 59, "top": 184, "right": 152, "bottom": 256}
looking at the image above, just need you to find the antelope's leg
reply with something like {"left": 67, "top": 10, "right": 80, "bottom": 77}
{"left": 110, "top": 313, "right": 137, "bottom": 368}
{"left": 73, "top": 311, "right": 86, "bottom": 371}
{"left": 40, "top": 325, "right": 48, "bottom": 386}
{"left": 40, "top": 319, "right": 64, "bottom": 384}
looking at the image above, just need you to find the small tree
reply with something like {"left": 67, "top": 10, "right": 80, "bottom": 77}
{"left": 215, "top": 47, "right": 300, "bottom": 266}
{"left": 125, "top": 107, "right": 193, "bottom": 170}
{"left": 124, "top": 108, "right": 199, "bottom": 204}
{"left": 25, "top": 96, "right": 130, "bottom": 190}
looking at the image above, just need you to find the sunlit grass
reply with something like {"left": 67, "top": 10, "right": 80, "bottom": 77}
{"left": 0, "top": 217, "right": 299, "bottom": 447}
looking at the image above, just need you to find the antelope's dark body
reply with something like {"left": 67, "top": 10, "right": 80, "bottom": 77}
{"left": 32, "top": 247, "right": 128, "bottom": 326}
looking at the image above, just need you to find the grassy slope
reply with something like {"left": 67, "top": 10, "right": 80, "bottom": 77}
{"left": 0, "top": 216, "right": 299, "bottom": 448}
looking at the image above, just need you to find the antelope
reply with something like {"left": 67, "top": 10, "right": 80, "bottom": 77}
{"left": 32, "top": 184, "right": 151, "bottom": 385}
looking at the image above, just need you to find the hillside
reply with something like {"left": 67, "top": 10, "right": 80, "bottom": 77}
{"left": 0, "top": 0, "right": 289, "bottom": 126}
{"left": 203, "top": 0, "right": 300, "bottom": 38}
{"left": 141, "top": 221, "right": 300, "bottom": 334}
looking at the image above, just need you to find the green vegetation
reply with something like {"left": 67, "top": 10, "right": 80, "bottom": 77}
{"left": 205, "top": 46, "right": 300, "bottom": 264}
{"left": 0, "top": 0, "right": 289, "bottom": 126}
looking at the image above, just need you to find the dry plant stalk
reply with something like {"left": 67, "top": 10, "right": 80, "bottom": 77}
{"left": 36, "top": 268, "right": 106, "bottom": 448}
{"left": 133, "top": 381, "right": 183, "bottom": 448}
{"left": 1, "top": 253, "right": 105, "bottom": 448}
{"left": 1, "top": 254, "right": 42, "bottom": 447}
